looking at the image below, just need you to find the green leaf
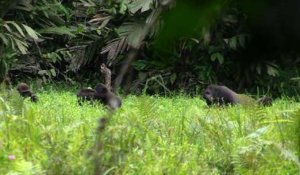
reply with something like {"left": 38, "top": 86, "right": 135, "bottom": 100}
{"left": 170, "top": 73, "right": 177, "bottom": 85}
{"left": 0, "top": 33, "right": 9, "bottom": 45}
{"left": 22, "top": 24, "right": 39, "bottom": 40}
{"left": 39, "top": 26, "right": 76, "bottom": 37}
{"left": 238, "top": 34, "right": 246, "bottom": 48}
{"left": 291, "top": 77, "right": 300, "bottom": 81}
{"left": 14, "top": 38, "right": 28, "bottom": 54}
{"left": 15, "top": 1, "right": 33, "bottom": 11}
{"left": 117, "top": 22, "right": 147, "bottom": 49}
{"left": 267, "top": 65, "right": 279, "bottom": 76}
{"left": 119, "top": 1, "right": 128, "bottom": 14}
{"left": 7, "top": 21, "right": 25, "bottom": 37}
{"left": 128, "top": 0, "right": 153, "bottom": 14}
{"left": 228, "top": 37, "right": 237, "bottom": 50}
{"left": 50, "top": 69, "right": 56, "bottom": 77}
{"left": 210, "top": 52, "right": 224, "bottom": 64}
{"left": 99, "top": 18, "right": 111, "bottom": 29}
{"left": 3, "top": 23, "right": 13, "bottom": 33}
{"left": 38, "top": 70, "right": 48, "bottom": 75}
{"left": 8, "top": 37, "right": 15, "bottom": 50}
{"left": 101, "top": 37, "right": 128, "bottom": 61}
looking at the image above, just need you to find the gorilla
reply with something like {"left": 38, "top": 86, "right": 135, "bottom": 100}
{"left": 202, "top": 85, "right": 272, "bottom": 106}
{"left": 17, "top": 83, "right": 38, "bottom": 102}
{"left": 77, "top": 84, "right": 122, "bottom": 110}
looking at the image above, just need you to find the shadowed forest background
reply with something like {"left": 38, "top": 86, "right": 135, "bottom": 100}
{"left": 0, "top": 0, "right": 300, "bottom": 96}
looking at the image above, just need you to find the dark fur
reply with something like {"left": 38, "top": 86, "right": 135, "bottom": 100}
{"left": 76, "top": 88, "right": 97, "bottom": 105}
{"left": 17, "top": 83, "right": 38, "bottom": 102}
{"left": 77, "top": 84, "right": 122, "bottom": 109}
{"left": 202, "top": 85, "right": 272, "bottom": 106}
{"left": 202, "top": 85, "right": 238, "bottom": 106}
{"left": 94, "top": 83, "right": 122, "bottom": 110}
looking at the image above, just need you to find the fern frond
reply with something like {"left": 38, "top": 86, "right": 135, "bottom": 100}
{"left": 101, "top": 37, "right": 128, "bottom": 61}
{"left": 39, "top": 26, "right": 76, "bottom": 37}
{"left": 0, "top": 21, "right": 39, "bottom": 54}
{"left": 117, "top": 22, "right": 146, "bottom": 48}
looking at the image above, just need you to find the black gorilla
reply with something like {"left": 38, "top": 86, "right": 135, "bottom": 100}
{"left": 77, "top": 84, "right": 122, "bottom": 109}
{"left": 17, "top": 83, "right": 38, "bottom": 102}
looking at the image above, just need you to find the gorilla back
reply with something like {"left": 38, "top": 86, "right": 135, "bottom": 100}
{"left": 202, "top": 85, "right": 239, "bottom": 106}
{"left": 94, "top": 83, "right": 122, "bottom": 110}
{"left": 76, "top": 88, "right": 97, "bottom": 105}
{"left": 202, "top": 85, "right": 271, "bottom": 106}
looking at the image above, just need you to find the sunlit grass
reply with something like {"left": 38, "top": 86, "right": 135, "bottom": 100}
{"left": 0, "top": 87, "right": 299, "bottom": 174}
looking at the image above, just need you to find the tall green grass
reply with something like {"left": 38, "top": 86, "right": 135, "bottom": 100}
{"left": 0, "top": 87, "right": 299, "bottom": 174}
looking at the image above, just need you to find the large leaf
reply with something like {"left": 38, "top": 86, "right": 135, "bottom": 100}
{"left": 102, "top": 21, "right": 149, "bottom": 61}
{"left": 0, "top": 33, "right": 9, "bottom": 45}
{"left": 210, "top": 52, "right": 224, "bottom": 64}
{"left": 14, "top": 38, "right": 29, "bottom": 54}
{"left": 6, "top": 21, "right": 25, "bottom": 37}
{"left": 266, "top": 65, "right": 279, "bottom": 77}
{"left": 128, "top": 0, "right": 153, "bottom": 14}
{"left": 15, "top": 0, "right": 33, "bottom": 11}
{"left": 3, "top": 23, "right": 13, "bottom": 33}
{"left": 117, "top": 22, "right": 148, "bottom": 48}
{"left": 22, "top": 24, "right": 39, "bottom": 40}
{"left": 38, "top": 26, "right": 76, "bottom": 37}
{"left": 266, "top": 62, "right": 279, "bottom": 77}
{"left": 128, "top": 24, "right": 147, "bottom": 48}
{"left": 101, "top": 37, "right": 128, "bottom": 61}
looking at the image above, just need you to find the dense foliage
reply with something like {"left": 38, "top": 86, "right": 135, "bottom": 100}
{"left": 0, "top": 87, "right": 300, "bottom": 174}
{"left": 0, "top": 0, "right": 299, "bottom": 95}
